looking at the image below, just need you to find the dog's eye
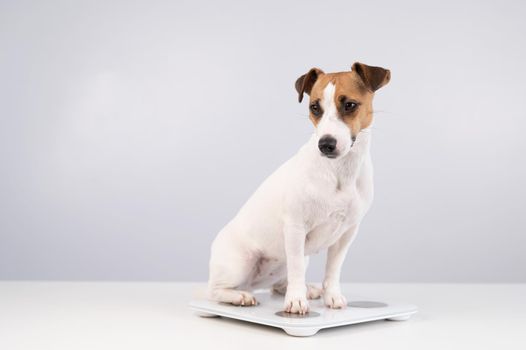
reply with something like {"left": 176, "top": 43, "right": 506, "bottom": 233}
{"left": 344, "top": 101, "right": 357, "bottom": 112}
{"left": 310, "top": 103, "right": 321, "bottom": 116}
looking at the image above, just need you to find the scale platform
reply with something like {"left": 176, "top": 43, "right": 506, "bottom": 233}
{"left": 189, "top": 289, "right": 418, "bottom": 337}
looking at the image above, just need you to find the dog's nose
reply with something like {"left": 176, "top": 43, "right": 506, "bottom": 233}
{"left": 318, "top": 135, "right": 337, "bottom": 156}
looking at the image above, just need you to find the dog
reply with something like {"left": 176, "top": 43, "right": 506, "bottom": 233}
{"left": 207, "top": 62, "right": 390, "bottom": 314}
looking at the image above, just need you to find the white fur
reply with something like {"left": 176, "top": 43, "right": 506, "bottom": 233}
{"left": 207, "top": 83, "right": 374, "bottom": 313}
{"left": 316, "top": 83, "right": 353, "bottom": 156}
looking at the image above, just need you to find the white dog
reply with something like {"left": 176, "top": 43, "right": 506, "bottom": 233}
{"left": 207, "top": 62, "right": 391, "bottom": 314}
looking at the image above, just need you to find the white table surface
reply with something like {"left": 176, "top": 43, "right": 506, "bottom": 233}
{"left": 0, "top": 282, "right": 524, "bottom": 349}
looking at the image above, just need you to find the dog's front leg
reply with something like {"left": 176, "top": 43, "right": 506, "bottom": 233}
{"left": 283, "top": 222, "right": 309, "bottom": 314}
{"left": 323, "top": 224, "right": 359, "bottom": 309}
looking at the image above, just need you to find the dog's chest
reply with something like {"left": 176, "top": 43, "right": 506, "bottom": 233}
{"left": 304, "top": 181, "right": 371, "bottom": 254}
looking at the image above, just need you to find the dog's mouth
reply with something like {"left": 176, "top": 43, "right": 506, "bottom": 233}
{"left": 322, "top": 152, "right": 339, "bottom": 159}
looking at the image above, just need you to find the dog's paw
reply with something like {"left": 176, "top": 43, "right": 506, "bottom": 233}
{"left": 324, "top": 290, "right": 347, "bottom": 309}
{"left": 306, "top": 284, "right": 322, "bottom": 300}
{"left": 231, "top": 291, "right": 257, "bottom": 306}
{"left": 284, "top": 289, "right": 309, "bottom": 314}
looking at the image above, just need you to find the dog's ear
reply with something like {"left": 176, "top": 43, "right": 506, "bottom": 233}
{"left": 295, "top": 68, "right": 324, "bottom": 103}
{"left": 351, "top": 62, "right": 391, "bottom": 92}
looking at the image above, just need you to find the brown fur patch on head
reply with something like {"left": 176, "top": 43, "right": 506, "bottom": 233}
{"left": 308, "top": 71, "right": 374, "bottom": 136}
{"left": 295, "top": 63, "right": 390, "bottom": 136}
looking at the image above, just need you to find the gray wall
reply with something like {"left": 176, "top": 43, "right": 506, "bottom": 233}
{"left": 1, "top": 0, "right": 525, "bottom": 282}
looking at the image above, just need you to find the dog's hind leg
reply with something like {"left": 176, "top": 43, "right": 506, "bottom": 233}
{"left": 306, "top": 284, "right": 323, "bottom": 299}
{"left": 272, "top": 279, "right": 287, "bottom": 295}
{"left": 302, "top": 257, "right": 322, "bottom": 299}
{"left": 207, "top": 229, "right": 259, "bottom": 306}
{"left": 208, "top": 288, "right": 257, "bottom": 306}
{"left": 272, "top": 279, "right": 322, "bottom": 299}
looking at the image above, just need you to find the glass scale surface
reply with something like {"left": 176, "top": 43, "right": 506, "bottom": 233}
{"left": 189, "top": 288, "right": 417, "bottom": 337}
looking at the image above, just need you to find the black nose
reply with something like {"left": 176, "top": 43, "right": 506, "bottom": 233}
{"left": 318, "top": 135, "right": 337, "bottom": 156}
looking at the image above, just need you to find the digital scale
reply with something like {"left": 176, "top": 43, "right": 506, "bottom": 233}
{"left": 189, "top": 288, "right": 418, "bottom": 337}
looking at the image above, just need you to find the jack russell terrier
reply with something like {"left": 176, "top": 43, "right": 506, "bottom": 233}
{"left": 207, "top": 62, "right": 391, "bottom": 314}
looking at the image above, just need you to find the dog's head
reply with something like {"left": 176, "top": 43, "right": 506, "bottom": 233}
{"left": 295, "top": 62, "right": 390, "bottom": 159}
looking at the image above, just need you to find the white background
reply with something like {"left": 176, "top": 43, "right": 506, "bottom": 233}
{"left": 1, "top": 0, "right": 525, "bottom": 282}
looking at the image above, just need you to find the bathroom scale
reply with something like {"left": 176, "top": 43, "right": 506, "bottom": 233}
{"left": 189, "top": 288, "right": 418, "bottom": 337}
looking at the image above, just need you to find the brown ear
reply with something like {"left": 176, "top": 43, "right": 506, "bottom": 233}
{"left": 295, "top": 68, "right": 324, "bottom": 103}
{"left": 351, "top": 62, "right": 391, "bottom": 92}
